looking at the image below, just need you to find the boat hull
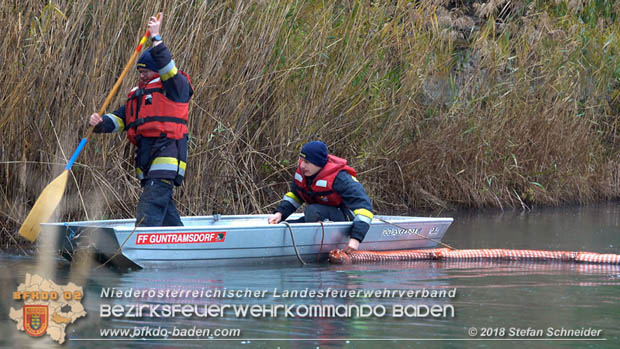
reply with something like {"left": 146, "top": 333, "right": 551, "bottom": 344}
{"left": 42, "top": 214, "right": 453, "bottom": 269}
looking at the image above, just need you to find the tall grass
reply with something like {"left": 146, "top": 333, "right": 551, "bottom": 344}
{"left": 1, "top": 0, "right": 619, "bottom": 248}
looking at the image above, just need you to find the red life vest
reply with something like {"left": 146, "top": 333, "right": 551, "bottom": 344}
{"left": 293, "top": 154, "right": 357, "bottom": 206}
{"left": 125, "top": 71, "right": 191, "bottom": 145}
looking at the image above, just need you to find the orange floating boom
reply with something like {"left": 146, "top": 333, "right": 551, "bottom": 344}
{"left": 329, "top": 248, "right": 620, "bottom": 265}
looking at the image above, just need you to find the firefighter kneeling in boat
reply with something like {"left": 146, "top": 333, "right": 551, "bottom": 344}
{"left": 88, "top": 13, "right": 193, "bottom": 227}
{"left": 268, "top": 141, "right": 374, "bottom": 253}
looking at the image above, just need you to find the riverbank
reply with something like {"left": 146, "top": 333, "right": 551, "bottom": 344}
{"left": 1, "top": 1, "right": 619, "bottom": 248}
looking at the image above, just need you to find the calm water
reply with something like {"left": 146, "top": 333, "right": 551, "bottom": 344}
{"left": 1, "top": 203, "right": 619, "bottom": 348}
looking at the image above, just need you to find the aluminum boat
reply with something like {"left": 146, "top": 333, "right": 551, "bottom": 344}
{"left": 42, "top": 214, "right": 453, "bottom": 270}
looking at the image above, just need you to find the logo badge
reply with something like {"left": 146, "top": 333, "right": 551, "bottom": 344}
{"left": 10, "top": 274, "right": 86, "bottom": 344}
{"left": 23, "top": 305, "right": 48, "bottom": 337}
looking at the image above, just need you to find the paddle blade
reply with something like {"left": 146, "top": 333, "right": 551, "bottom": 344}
{"left": 18, "top": 170, "right": 69, "bottom": 242}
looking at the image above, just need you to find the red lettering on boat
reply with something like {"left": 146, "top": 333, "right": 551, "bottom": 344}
{"left": 135, "top": 232, "right": 226, "bottom": 245}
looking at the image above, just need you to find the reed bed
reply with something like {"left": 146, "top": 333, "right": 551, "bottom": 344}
{"left": 1, "top": 0, "right": 619, "bottom": 248}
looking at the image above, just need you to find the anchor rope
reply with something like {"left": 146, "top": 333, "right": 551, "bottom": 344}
{"left": 282, "top": 221, "right": 307, "bottom": 265}
{"left": 317, "top": 221, "right": 326, "bottom": 263}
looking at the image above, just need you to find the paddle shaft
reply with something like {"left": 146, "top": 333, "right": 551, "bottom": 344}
{"left": 83, "top": 19, "right": 156, "bottom": 143}
{"left": 18, "top": 15, "right": 159, "bottom": 242}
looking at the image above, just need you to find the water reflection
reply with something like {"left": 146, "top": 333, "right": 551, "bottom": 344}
{"left": 2, "top": 255, "right": 617, "bottom": 348}
{"left": 2, "top": 203, "right": 620, "bottom": 348}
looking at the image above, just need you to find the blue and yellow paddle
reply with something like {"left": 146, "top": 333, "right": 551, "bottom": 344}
{"left": 18, "top": 16, "right": 156, "bottom": 242}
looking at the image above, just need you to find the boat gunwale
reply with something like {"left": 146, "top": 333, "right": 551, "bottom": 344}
{"left": 40, "top": 214, "right": 454, "bottom": 233}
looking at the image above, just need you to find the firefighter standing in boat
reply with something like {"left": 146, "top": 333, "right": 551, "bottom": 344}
{"left": 89, "top": 13, "right": 193, "bottom": 227}
{"left": 268, "top": 141, "right": 374, "bottom": 253}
